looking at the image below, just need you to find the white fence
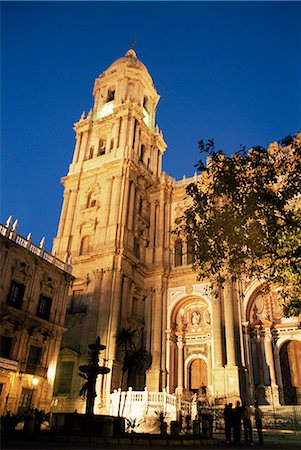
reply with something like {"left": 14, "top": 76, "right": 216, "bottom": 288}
{"left": 110, "top": 388, "right": 178, "bottom": 432}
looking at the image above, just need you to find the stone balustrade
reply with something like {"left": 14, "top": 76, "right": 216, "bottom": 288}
{"left": 110, "top": 388, "right": 178, "bottom": 431}
{"left": 0, "top": 220, "right": 72, "bottom": 274}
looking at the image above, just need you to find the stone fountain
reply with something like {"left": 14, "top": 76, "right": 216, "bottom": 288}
{"left": 79, "top": 336, "right": 110, "bottom": 415}
{"left": 51, "top": 337, "right": 124, "bottom": 437}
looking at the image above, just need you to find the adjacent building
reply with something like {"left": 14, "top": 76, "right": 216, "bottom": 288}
{"left": 0, "top": 218, "right": 73, "bottom": 414}
{"left": 52, "top": 49, "right": 301, "bottom": 414}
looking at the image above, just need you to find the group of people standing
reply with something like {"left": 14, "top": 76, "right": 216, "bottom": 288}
{"left": 224, "top": 401, "right": 264, "bottom": 445}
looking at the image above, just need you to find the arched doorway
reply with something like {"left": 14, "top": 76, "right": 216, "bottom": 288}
{"left": 280, "top": 340, "right": 301, "bottom": 405}
{"left": 188, "top": 359, "right": 207, "bottom": 393}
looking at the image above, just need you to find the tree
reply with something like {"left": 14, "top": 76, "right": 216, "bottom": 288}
{"left": 178, "top": 134, "right": 301, "bottom": 316}
{"left": 116, "top": 327, "right": 148, "bottom": 416}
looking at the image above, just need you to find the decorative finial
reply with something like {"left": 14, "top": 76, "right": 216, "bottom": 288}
{"left": 6, "top": 215, "right": 13, "bottom": 228}
{"left": 12, "top": 219, "right": 18, "bottom": 231}
{"left": 39, "top": 237, "right": 45, "bottom": 248}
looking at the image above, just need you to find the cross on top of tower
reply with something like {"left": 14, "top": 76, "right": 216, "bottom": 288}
{"left": 130, "top": 38, "right": 135, "bottom": 50}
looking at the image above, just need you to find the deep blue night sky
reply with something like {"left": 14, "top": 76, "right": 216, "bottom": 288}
{"left": 1, "top": 1, "right": 300, "bottom": 251}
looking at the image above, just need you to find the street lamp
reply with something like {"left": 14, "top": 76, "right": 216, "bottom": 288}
{"left": 30, "top": 377, "right": 39, "bottom": 408}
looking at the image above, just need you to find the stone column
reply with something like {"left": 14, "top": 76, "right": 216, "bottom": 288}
{"left": 63, "top": 189, "right": 77, "bottom": 238}
{"left": 127, "top": 115, "right": 135, "bottom": 148}
{"left": 264, "top": 329, "right": 277, "bottom": 385}
{"left": 243, "top": 324, "right": 254, "bottom": 400}
{"left": 117, "top": 173, "right": 130, "bottom": 246}
{"left": 161, "top": 284, "right": 168, "bottom": 389}
{"left": 94, "top": 89, "right": 100, "bottom": 111}
{"left": 157, "top": 151, "right": 162, "bottom": 174}
{"left": 133, "top": 121, "right": 140, "bottom": 154}
{"left": 119, "top": 114, "right": 128, "bottom": 150}
{"left": 264, "top": 328, "right": 279, "bottom": 405}
{"left": 78, "top": 130, "right": 89, "bottom": 163}
{"left": 72, "top": 132, "right": 82, "bottom": 164}
{"left": 57, "top": 190, "right": 70, "bottom": 237}
{"left": 109, "top": 271, "right": 124, "bottom": 391}
{"left": 152, "top": 288, "right": 162, "bottom": 369}
{"left": 127, "top": 182, "right": 136, "bottom": 231}
{"left": 149, "top": 201, "right": 156, "bottom": 247}
{"left": 109, "top": 176, "right": 122, "bottom": 225}
{"left": 212, "top": 290, "right": 223, "bottom": 368}
{"left": 176, "top": 335, "right": 184, "bottom": 392}
{"left": 109, "top": 272, "right": 123, "bottom": 357}
{"left": 260, "top": 331, "right": 270, "bottom": 385}
{"left": 103, "top": 178, "right": 114, "bottom": 242}
{"left": 120, "top": 274, "right": 130, "bottom": 325}
{"left": 145, "top": 286, "right": 163, "bottom": 391}
{"left": 158, "top": 194, "right": 165, "bottom": 248}
{"left": 165, "top": 329, "right": 171, "bottom": 393}
{"left": 256, "top": 330, "right": 265, "bottom": 385}
{"left": 224, "top": 281, "right": 236, "bottom": 367}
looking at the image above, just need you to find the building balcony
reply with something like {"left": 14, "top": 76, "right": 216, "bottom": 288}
{"left": 0, "top": 356, "right": 18, "bottom": 371}
{"left": 20, "top": 362, "right": 47, "bottom": 377}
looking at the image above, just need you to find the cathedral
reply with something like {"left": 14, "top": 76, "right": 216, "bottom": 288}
{"left": 52, "top": 49, "right": 301, "bottom": 415}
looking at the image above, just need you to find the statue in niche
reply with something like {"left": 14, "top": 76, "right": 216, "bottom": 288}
{"left": 252, "top": 304, "right": 258, "bottom": 321}
{"left": 191, "top": 311, "right": 200, "bottom": 326}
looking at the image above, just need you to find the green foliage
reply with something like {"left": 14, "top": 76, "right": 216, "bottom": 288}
{"left": 179, "top": 134, "right": 301, "bottom": 317}
{"left": 116, "top": 328, "right": 149, "bottom": 416}
{"left": 79, "top": 373, "right": 89, "bottom": 398}
{"left": 116, "top": 328, "right": 149, "bottom": 378}
{"left": 125, "top": 417, "right": 143, "bottom": 432}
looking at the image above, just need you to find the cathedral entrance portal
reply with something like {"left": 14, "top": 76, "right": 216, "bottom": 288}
{"left": 280, "top": 340, "right": 301, "bottom": 405}
{"left": 188, "top": 358, "right": 207, "bottom": 393}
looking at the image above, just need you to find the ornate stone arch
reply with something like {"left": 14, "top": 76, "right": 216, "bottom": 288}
{"left": 85, "top": 182, "right": 101, "bottom": 209}
{"left": 170, "top": 295, "right": 211, "bottom": 331}
{"left": 167, "top": 293, "right": 212, "bottom": 394}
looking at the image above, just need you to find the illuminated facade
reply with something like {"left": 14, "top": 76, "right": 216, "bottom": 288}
{"left": 0, "top": 219, "right": 73, "bottom": 415}
{"left": 52, "top": 49, "right": 301, "bottom": 414}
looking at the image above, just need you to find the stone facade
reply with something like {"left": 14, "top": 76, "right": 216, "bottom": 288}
{"left": 52, "top": 49, "right": 301, "bottom": 414}
{"left": 0, "top": 219, "right": 73, "bottom": 415}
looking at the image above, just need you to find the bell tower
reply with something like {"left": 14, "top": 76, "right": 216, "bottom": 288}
{"left": 53, "top": 49, "right": 166, "bottom": 412}
{"left": 54, "top": 48, "right": 166, "bottom": 258}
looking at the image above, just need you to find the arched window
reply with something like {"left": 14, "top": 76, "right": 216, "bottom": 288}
{"left": 98, "top": 138, "right": 105, "bottom": 156}
{"left": 143, "top": 96, "right": 149, "bottom": 113}
{"left": 139, "top": 198, "right": 143, "bottom": 215}
{"left": 80, "top": 236, "right": 90, "bottom": 255}
{"left": 128, "top": 82, "right": 135, "bottom": 100}
{"left": 157, "top": 149, "right": 160, "bottom": 174}
{"left": 89, "top": 146, "right": 94, "bottom": 159}
{"left": 187, "top": 239, "right": 194, "bottom": 265}
{"left": 107, "top": 88, "right": 115, "bottom": 102}
{"left": 175, "top": 238, "right": 183, "bottom": 266}
{"left": 110, "top": 138, "right": 114, "bottom": 150}
{"left": 140, "top": 144, "right": 145, "bottom": 162}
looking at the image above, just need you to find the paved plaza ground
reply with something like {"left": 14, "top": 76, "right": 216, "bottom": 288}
{"left": 2, "top": 430, "right": 301, "bottom": 450}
